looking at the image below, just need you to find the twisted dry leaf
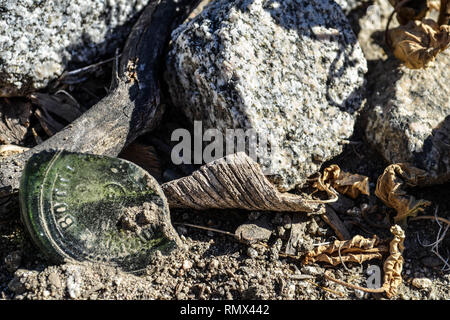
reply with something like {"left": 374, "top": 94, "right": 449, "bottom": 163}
{"left": 314, "top": 165, "right": 369, "bottom": 199}
{"left": 323, "top": 225, "right": 406, "bottom": 298}
{"left": 303, "top": 235, "right": 388, "bottom": 266}
{"left": 162, "top": 152, "right": 325, "bottom": 212}
{"left": 388, "top": 19, "right": 450, "bottom": 69}
{"left": 375, "top": 163, "right": 432, "bottom": 224}
{"left": 382, "top": 224, "right": 406, "bottom": 298}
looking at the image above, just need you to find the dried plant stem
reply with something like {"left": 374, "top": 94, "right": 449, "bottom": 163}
{"left": 305, "top": 279, "right": 345, "bottom": 297}
{"left": 324, "top": 272, "right": 385, "bottom": 293}
{"left": 410, "top": 215, "right": 450, "bottom": 226}
{"left": 174, "top": 222, "right": 236, "bottom": 238}
{"left": 385, "top": 0, "right": 413, "bottom": 48}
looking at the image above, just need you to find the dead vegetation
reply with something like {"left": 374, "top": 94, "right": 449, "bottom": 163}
{"left": 386, "top": 0, "right": 450, "bottom": 68}
{"left": 0, "top": 0, "right": 449, "bottom": 300}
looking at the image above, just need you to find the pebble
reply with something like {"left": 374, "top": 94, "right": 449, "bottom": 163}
{"left": 300, "top": 266, "right": 320, "bottom": 276}
{"left": 47, "top": 272, "right": 61, "bottom": 288}
{"left": 4, "top": 251, "right": 21, "bottom": 273}
{"left": 66, "top": 266, "right": 82, "bottom": 299}
{"left": 247, "top": 247, "right": 258, "bottom": 259}
{"left": 411, "top": 278, "right": 433, "bottom": 290}
{"left": 7, "top": 277, "right": 26, "bottom": 294}
{"left": 209, "top": 259, "right": 219, "bottom": 271}
{"left": 354, "top": 289, "right": 366, "bottom": 299}
{"left": 182, "top": 260, "right": 193, "bottom": 271}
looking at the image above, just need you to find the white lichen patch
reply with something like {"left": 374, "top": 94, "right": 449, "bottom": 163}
{"left": 166, "top": 0, "right": 367, "bottom": 191}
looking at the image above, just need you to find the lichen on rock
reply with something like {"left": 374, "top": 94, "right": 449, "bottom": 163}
{"left": 0, "top": 0, "right": 150, "bottom": 97}
{"left": 165, "top": 0, "right": 367, "bottom": 191}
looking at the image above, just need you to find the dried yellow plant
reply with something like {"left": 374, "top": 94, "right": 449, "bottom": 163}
{"left": 388, "top": 19, "right": 450, "bottom": 69}
{"left": 375, "top": 163, "right": 432, "bottom": 224}
{"left": 382, "top": 225, "right": 406, "bottom": 298}
{"left": 304, "top": 235, "right": 388, "bottom": 266}
{"left": 314, "top": 165, "right": 370, "bottom": 199}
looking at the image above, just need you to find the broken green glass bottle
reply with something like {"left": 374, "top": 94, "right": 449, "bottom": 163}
{"left": 19, "top": 150, "right": 180, "bottom": 272}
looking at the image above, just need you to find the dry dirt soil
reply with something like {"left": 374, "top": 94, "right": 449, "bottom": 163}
{"left": 0, "top": 1, "right": 449, "bottom": 300}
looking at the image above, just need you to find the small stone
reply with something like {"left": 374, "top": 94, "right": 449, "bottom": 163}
{"left": 47, "top": 272, "right": 62, "bottom": 289}
{"left": 7, "top": 277, "right": 26, "bottom": 294}
{"left": 286, "top": 283, "right": 296, "bottom": 299}
{"left": 354, "top": 289, "right": 366, "bottom": 299}
{"left": 277, "top": 226, "right": 286, "bottom": 238}
{"left": 282, "top": 215, "right": 292, "bottom": 230}
{"left": 196, "top": 261, "right": 206, "bottom": 269}
{"left": 209, "top": 259, "right": 219, "bottom": 271}
{"left": 307, "top": 220, "right": 319, "bottom": 235}
{"left": 248, "top": 212, "right": 262, "bottom": 221}
{"left": 66, "top": 266, "right": 82, "bottom": 299}
{"left": 301, "top": 266, "right": 320, "bottom": 276}
{"left": 235, "top": 217, "right": 273, "bottom": 243}
{"left": 4, "top": 251, "right": 22, "bottom": 273}
{"left": 411, "top": 277, "right": 433, "bottom": 290}
{"left": 247, "top": 247, "right": 258, "bottom": 259}
{"left": 182, "top": 260, "right": 193, "bottom": 270}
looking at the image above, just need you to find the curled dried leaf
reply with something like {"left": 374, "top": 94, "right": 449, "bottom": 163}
{"left": 388, "top": 19, "right": 450, "bottom": 69}
{"left": 119, "top": 142, "right": 162, "bottom": 180}
{"left": 323, "top": 225, "right": 406, "bottom": 298}
{"left": 162, "top": 152, "right": 325, "bottom": 212}
{"left": 375, "top": 163, "right": 432, "bottom": 224}
{"left": 382, "top": 225, "right": 405, "bottom": 298}
{"left": 389, "top": 0, "right": 429, "bottom": 25}
{"left": 314, "top": 165, "right": 369, "bottom": 199}
{"left": 303, "top": 235, "right": 388, "bottom": 266}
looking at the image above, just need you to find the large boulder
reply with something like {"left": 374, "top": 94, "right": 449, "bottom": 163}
{"left": 361, "top": 1, "right": 450, "bottom": 184}
{"left": 0, "top": 0, "right": 149, "bottom": 97}
{"left": 165, "top": 0, "right": 367, "bottom": 191}
{"left": 366, "top": 52, "right": 450, "bottom": 184}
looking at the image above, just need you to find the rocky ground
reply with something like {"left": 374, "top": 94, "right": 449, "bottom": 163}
{"left": 0, "top": 0, "right": 449, "bottom": 300}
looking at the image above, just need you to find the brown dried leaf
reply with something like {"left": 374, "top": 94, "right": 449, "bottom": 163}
{"left": 382, "top": 225, "right": 405, "bottom": 298}
{"left": 0, "top": 98, "right": 32, "bottom": 145}
{"left": 162, "top": 152, "right": 324, "bottom": 212}
{"left": 375, "top": 163, "right": 432, "bottom": 224}
{"left": 314, "top": 165, "right": 369, "bottom": 199}
{"left": 388, "top": 19, "right": 450, "bottom": 69}
{"left": 119, "top": 142, "right": 162, "bottom": 180}
{"left": 303, "top": 235, "right": 388, "bottom": 266}
{"left": 388, "top": 0, "right": 429, "bottom": 25}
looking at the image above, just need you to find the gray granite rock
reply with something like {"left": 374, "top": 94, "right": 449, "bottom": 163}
{"left": 0, "top": 0, "right": 149, "bottom": 97}
{"left": 362, "top": 1, "right": 450, "bottom": 184}
{"left": 165, "top": 0, "right": 367, "bottom": 192}
{"left": 335, "top": 0, "right": 369, "bottom": 15}
{"left": 366, "top": 52, "right": 450, "bottom": 184}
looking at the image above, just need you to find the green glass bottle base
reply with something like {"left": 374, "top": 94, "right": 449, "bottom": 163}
{"left": 19, "top": 150, "right": 180, "bottom": 272}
